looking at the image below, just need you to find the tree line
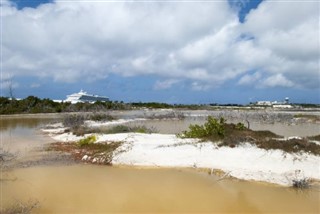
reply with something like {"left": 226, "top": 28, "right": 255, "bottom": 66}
{"left": 0, "top": 96, "right": 214, "bottom": 114}
{"left": 0, "top": 96, "right": 128, "bottom": 114}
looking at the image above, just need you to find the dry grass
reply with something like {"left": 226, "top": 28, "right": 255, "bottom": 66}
{"left": 69, "top": 125, "right": 156, "bottom": 136}
{"left": 48, "top": 141, "right": 122, "bottom": 165}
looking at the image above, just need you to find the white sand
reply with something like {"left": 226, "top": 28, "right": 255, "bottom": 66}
{"left": 44, "top": 128, "right": 320, "bottom": 186}
{"left": 85, "top": 118, "right": 147, "bottom": 127}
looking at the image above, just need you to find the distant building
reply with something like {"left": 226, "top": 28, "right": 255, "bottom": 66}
{"left": 65, "top": 90, "right": 109, "bottom": 104}
{"left": 256, "top": 101, "right": 272, "bottom": 106}
{"left": 254, "top": 97, "right": 292, "bottom": 108}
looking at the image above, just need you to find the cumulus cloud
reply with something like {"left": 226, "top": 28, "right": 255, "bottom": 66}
{"left": 1, "top": 0, "right": 319, "bottom": 90}
{"left": 261, "top": 73, "right": 294, "bottom": 88}
{"left": 238, "top": 72, "right": 262, "bottom": 86}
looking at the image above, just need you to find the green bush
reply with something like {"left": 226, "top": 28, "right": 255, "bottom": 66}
{"left": 179, "top": 116, "right": 225, "bottom": 139}
{"left": 235, "top": 122, "right": 246, "bottom": 130}
{"left": 78, "top": 135, "right": 97, "bottom": 146}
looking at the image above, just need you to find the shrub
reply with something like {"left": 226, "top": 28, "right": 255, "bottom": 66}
{"left": 63, "top": 114, "right": 85, "bottom": 128}
{"left": 292, "top": 178, "right": 310, "bottom": 189}
{"left": 78, "top": 135, "right": 97, "bottom": 147}
{"left": 179, "top": 116, "right": 225, "bottom": 139}
{"left": 235, "top": 122, "right": 246, "bottom": 130}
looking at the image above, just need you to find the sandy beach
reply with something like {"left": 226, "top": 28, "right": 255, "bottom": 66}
{"left": 42, "top": 117, "right": 320, "bottom": 186}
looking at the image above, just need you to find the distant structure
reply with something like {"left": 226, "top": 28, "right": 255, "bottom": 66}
{"left": 65, "top": 90, "right": 109, "bottom": 104}
{"left": 254, "top": 97, "right": 292, "bottom": 108}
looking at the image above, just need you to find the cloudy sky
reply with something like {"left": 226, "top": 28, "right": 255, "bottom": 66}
{"left": 1, "top": 0, "right": 319, "bottom": 104}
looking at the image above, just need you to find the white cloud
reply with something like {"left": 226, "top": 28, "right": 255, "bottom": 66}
{"left": 261, "top": 73, "right": 294, "bottom": 88}
{"left": 191, "top": 82, "right": 211, "bottom": 91}
{"left": 238, "top": 72, "right": 262, "bottom": 86}
{"left": 1, "top": 0, "right": 319, "bottom": 91}
{"left": 153, "top": 79, "right": 180, "bottom": 90}
{"left": 242, "top": 0, "right": 319, "bottom": 88}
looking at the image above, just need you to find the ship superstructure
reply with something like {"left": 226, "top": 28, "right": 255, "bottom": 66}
{"left": 65, "top": 90, "right": 109, "bottom": 104}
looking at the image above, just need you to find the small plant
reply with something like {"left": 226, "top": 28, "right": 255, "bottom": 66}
{"left": 235, "top": 122, "right": 246, "bottom": 130}
{"left": 78, "top": 135, "right": 97, "bottom": 146}
{"left": 292, "top": 178, "right": 310, "bottom": 189}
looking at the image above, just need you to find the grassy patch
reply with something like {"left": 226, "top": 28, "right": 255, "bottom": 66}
{"left": 179, "top": 116, "right": 320, "bottom": 155}
{"left": 49, "top": 140, "right": 123, "bottom": 165}
{"left": 78, "top": 135, "right": 97, "bottom": 146}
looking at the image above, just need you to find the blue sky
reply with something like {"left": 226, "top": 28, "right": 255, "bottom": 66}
{"left": 1, "top": 0, "right": 319, "bottom": 104}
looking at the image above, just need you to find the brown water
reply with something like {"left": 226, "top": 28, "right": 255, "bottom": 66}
{"left": 2, "top": 165, "right": 320, "bottom": 213}
{"left": 0, "top": 116, "right": 58, "bottom": 153}
{"left": 1, "top": 113, "right": 320, "bottom": 213}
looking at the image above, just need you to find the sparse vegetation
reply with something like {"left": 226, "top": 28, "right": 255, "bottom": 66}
{"left": 0, "top": 148, "right": 17, "bottom": 171}
{"left": 78, "top": 135, "right": 97, "bottom": 146}
{"left": 179, "top": 116, "right": 320, "bottom": 155}
{"left": 49, "top": 141, "right": 123, "bottom": 165}
{"left": 308, "top": 135, "right": 320, "bottom": 141}
{"left": 292, "top": 178, "right": 310, "bottom": 189}
{"left": 89, "top": 113, "right": 114, "bottom": 121}
{"left": 145, "top": 111, "right": 185, "bottom": 120}
{"left": 293, "top": 114, "right": 320, "bottom": 122}
{"left": 178, "top": 116, "right": 225, "bottom": 141}
{"left": 63, "top": 114, "right": 86, "bottom": 128}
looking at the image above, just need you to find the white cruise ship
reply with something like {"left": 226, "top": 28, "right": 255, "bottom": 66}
{"left": 65, "top": 90, "right": 109, "bottom": 104}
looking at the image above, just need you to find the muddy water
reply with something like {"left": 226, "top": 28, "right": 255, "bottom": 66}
{"left": 0, "top": 116, "right": 58, "bottom": 153}
{"left": 2, "top": 165, "right": 319, "bottom": 213}
{"left": 1, "top": 113, "right": 320, "bottom": 213}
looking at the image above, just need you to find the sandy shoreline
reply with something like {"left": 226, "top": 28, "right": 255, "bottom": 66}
{"left": 42, "top": 119, "right": 320, "bottom": 187}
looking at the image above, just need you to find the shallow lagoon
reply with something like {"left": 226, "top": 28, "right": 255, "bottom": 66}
{"left": 1, "top": 111, "right": 320, "bottom": 213}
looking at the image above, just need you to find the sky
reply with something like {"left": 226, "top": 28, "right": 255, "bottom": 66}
{"left": 1, "top": 0, "right": 319, "bottom": 104}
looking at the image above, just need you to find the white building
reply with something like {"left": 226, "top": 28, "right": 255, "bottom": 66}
{"left": 255, "top": 97, "right": 292, "bottom": 108}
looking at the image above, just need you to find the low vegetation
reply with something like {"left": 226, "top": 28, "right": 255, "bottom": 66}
{"left": 49, "top": 140, "right": 122, "bottom": 165}
{"left": 292, "top": 178, "right": 310, "bottom": 189}
{"left": 0, "top": 96, "right": 128, "bottom": 114}
{"left": 308, "top": 135, "right": 320, "bottom": 141}
{"left": 70, "top": 125, "right": 156, "bottom": 136}
{"left": 179, "top": 116, "right": 320, "bottom": 155}
{"left": 78, "top": 135, "right": 97, "bottom": 146}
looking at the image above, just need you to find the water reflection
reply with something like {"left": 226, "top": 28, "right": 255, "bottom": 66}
{"left": 0, "top": 115, "right": 61, "bottom": 131}
{"left": 0, "top": 116, "right": 59, "bottom": 153}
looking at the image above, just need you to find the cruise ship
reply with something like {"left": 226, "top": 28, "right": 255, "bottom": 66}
{"left": 65, "top": 90, "right": 109, "bottom": 104}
